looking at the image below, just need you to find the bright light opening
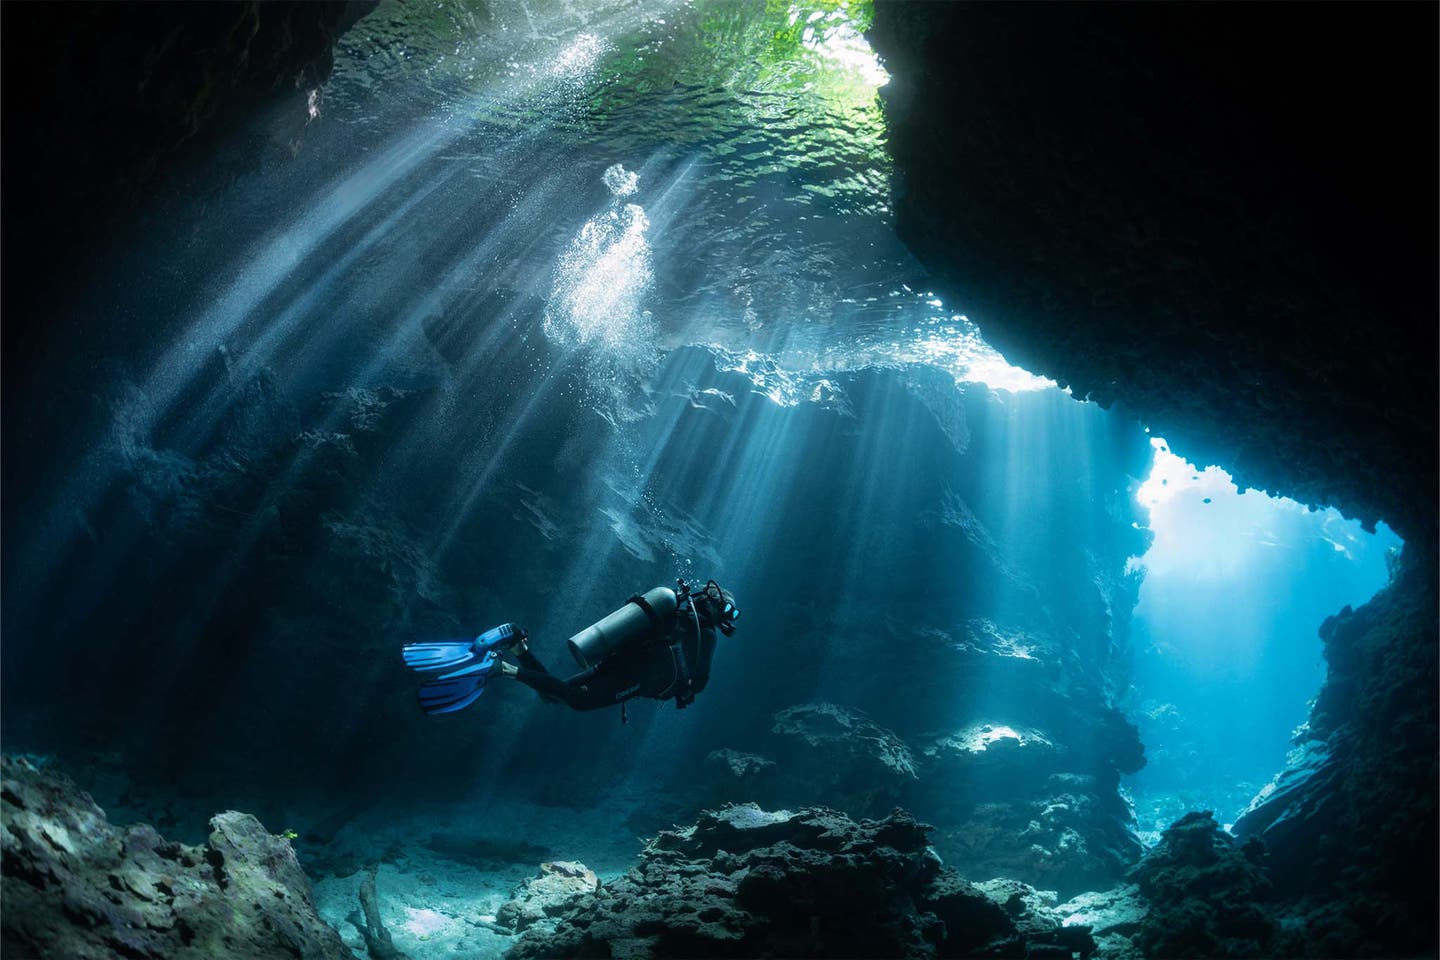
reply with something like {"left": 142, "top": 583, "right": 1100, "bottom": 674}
{"left": 1125, "top": 437, "right": 1401, "bottom": 842}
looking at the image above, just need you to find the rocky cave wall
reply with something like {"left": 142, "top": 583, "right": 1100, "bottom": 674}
{"left": 4, "top": 3, "right": 1435, "bottom": 957}
{"left": 3, "top": 325, "right": 1156, "bottom": 898}
{"left": 2, "top": 0, "right": 373, "bottom": 305}
{"left": 868, "top": 1, "right": 1437, "bottom": 542}
{"left": 868, "top": 3, "right": 1438, "bottom": 956}
{"left": 4, "top": 2, "right": 1161, "bottom": 903}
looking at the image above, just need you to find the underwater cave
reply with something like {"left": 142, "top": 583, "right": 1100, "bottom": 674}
{"left": 1, "top": 2, "right": 1434, "bottom": 959}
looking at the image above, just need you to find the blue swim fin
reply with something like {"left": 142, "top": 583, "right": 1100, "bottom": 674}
{"left": 402, "top": 624, "right": 519, "bottom": 673}
{"left": 417, "top": 651, "right": 500, "bottom": 715}
{"left": 403, "top": 641, "right": 478, "bottom": 673}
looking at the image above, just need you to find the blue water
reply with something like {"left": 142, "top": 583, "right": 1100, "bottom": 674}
{"left": 0, "top": 1, "right": 1406, "bottom": 956}
{"left": 1124, "top": 439, "right": 1400, "bottom": 841}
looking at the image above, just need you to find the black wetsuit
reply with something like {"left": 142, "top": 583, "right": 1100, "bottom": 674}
{"left": 514, "top": 613, "right": 716, "bottom": 711}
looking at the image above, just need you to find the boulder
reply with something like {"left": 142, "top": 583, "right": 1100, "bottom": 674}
{"left": 506, "top": 803, "right": 1094, "bottom": 960}
{"left": 769, "top": 703, "right": 918, "bottom": 814}
{"left": 0, "top": 755, "right": 349, "bottom": 960}
{"left": 495, "top": 861, "right": 600, "bottom": 932}
{"left": 1056, "top": 884, "right": 1147, "bottom": 960}
{"left": 1126, "top": 811, "right": 1274, "bottom": 959}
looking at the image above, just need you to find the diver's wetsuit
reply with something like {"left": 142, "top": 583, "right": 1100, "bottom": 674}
{"left": 514, "top": 615, "right": 716, "bottom": 711}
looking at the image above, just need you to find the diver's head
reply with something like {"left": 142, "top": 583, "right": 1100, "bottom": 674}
{"left": 694, "top": 579, "right": 738, "bottom": 635}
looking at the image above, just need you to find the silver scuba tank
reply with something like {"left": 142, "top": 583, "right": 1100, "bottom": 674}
{"left": 566, "top": 586, "right": 678, "bottom": 669}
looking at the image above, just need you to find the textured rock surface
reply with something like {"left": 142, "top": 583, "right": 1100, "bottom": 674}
{"left": 1056, "top": 885, "right": 1146, "bottom": 960}
{"left": 0, "top": 755, "right": 349, "bottom": 960}
{"left": 3, "top": 1, "right": 373, "bottom": 311}
{"left": 868, "top": 1, "right": 1436, "bottom": 540}
{"left": 1233, "top": 550, "right": 1438, "bottom": 955}
{"left": 1127, "top": 812, "right": 1274, "bottom": 959}
{"left": 495, "top": 861, "right": 600, "bottom": 933}
{"left": 869, "top": 7, "right": 1438, "bottom": 953}
{"left": 506, "top": 803, "right": 1094, "bottom": 960}
{"left": 770, "top": 702, "right": 919, "bottom": 808}
{"left": 1054, "top": 813, "right": 1277, "bottom": 960}
{"left": 719, "top": 656, "right": 1145, "bottom": 896}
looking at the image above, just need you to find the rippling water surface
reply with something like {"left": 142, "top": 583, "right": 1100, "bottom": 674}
{"left": 314, "top": 0, "right": 1044, "bottom": 390}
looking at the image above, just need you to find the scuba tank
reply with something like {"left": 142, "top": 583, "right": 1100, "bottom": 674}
{"left": 566, "top": 586, "right": 678, "bottom": 669}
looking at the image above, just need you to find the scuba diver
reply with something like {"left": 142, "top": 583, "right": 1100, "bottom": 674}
{"left": 401, "top": 579, "right": 737, "bottom": 718}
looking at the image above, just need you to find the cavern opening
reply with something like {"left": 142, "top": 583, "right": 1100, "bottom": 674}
{"left": 1124, "top": 438, "right": 1402, "bottom": 842}
{"left": 2, "top": 2, "right": 1434, "bottom": 959}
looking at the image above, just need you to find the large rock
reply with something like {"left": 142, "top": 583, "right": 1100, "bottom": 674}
{"left": 506, "top": 803, "right": 1094, "bottom": 960}
{"left": 1232, "top": 550, "right": 1438, "bottom": 954}
{"left": 922, "top": 773, "right": 1141, "bottom": 901}
{"left": 769, "top": 703, "right": 918, "bottom": 812}
{"left": 0, "top": 755, "right": 350, "bottom": 960}
{"left": 1127, "top": 812, "right": 1274, "bottom": 959}
{"left": 1056, "top": 884, "right": 1147, "bottom": 960}
{"left": 868, "top": 1, "right": 1436, "bottom": 541}
{"left": 868, "top": 8, "right": 1437, "bottom": 954}
{"left": 495, "top": 861, "right": 600, "bottom": 933}
{"left": 1056, "top": 812, "right": 1276, "bottom": 960}
{"left": 717, "top": 698, "right": 1143, "bottom": 896}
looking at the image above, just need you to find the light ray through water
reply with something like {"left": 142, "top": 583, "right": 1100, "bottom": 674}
{"left": 1125, "top": 437, "right": 1401, "bottom": 838}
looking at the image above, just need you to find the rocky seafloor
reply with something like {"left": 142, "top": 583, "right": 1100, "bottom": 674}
{"left": 3, "top": 752, "right": 1383, "bottom": 960}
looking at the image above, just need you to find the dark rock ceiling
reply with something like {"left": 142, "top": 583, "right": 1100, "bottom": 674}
{"left": 869, "top": 1, "right": 1437, "bottom": 545}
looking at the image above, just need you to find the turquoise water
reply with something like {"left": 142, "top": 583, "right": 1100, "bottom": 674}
{"left": 0, "top": 2, "right": 1405, "bottom": 956}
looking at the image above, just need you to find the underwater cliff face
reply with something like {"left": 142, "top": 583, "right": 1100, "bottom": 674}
{"left": 868, "top": 3, "right": 1438, "bottom": 956}
{"left": 1, "top": 756, "right": 351, "bottom": 960}
{"left": 867, "top": 1, "right": 1438, "bottom": 542}
{"left": 3, "top": 340, "right": 1153, "bottom": 891}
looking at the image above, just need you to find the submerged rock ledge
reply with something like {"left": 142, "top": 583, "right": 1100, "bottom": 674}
{"left": 0, "top": 755, "right": 350, "bottom": 960}
{"left": 507, "top": 802, "right": 1094, "bottom": 960}
{"left": 6, "top": 753, "right": 1370, "bottom": 960}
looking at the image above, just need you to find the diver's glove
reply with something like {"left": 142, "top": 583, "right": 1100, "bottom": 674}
{"left": 675, "top": 682, "right": 696, "bottom": 709}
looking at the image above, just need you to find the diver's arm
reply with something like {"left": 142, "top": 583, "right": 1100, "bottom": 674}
{"left": 689, "top": 624, "right": 717, "bottom": 695}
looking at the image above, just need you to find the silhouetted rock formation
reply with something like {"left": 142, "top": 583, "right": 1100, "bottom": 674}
{"left": 868, "top": 1, "right": 1437, "bottom": 541}
{"left": 1233, "top": 550, "right": 1439, "bottom": 955}
{"left": 732, "top": 700, "right": 1143, "bottom": 898}
{"left": 0, "top": 755, "right": 349, "bottom": 960}
{"left": 770, "top": 702, "right": 919, "bottom": 808}
{"left": 1128, "top": 812, "right": 1274, "bottom": 958}
{"left": 2, "top": 1, "right": 373, "bottom": 296}
{"left": 869, "top": 6, "right": 1438, "bottom": 954}
{"left": 1059, "top": 812, "right": 1276, "bottom": 959}
{"left": 506, "top": 803, "right": 1096, "bottom": 960}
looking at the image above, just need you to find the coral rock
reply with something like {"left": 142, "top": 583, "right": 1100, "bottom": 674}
{"left": 507, "top": 803, "right": 1093, "bottom": 960}
{"left": 0, "top": 755, "right": 349, "bottom": 960}
{"left": 496, "top": 860, "right": 601, "bottom": 932}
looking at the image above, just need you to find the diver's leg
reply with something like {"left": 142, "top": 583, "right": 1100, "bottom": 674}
{"left": 516, "top": 648, "right": 549, "bottom": 674}
{"left": 553, "top": 659, "right": 648, "bottom": 710}
{"left": 507, "top": 662, "right": 575, "bottom": 703}
{"left": 499, "top": 638, "right": 603, "bottom": 708}
{"left": 501, "top": 637, "right": 568, "bottom": 704}
{"left": 506, "top": 661, "right": 628, "bottom": 711}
